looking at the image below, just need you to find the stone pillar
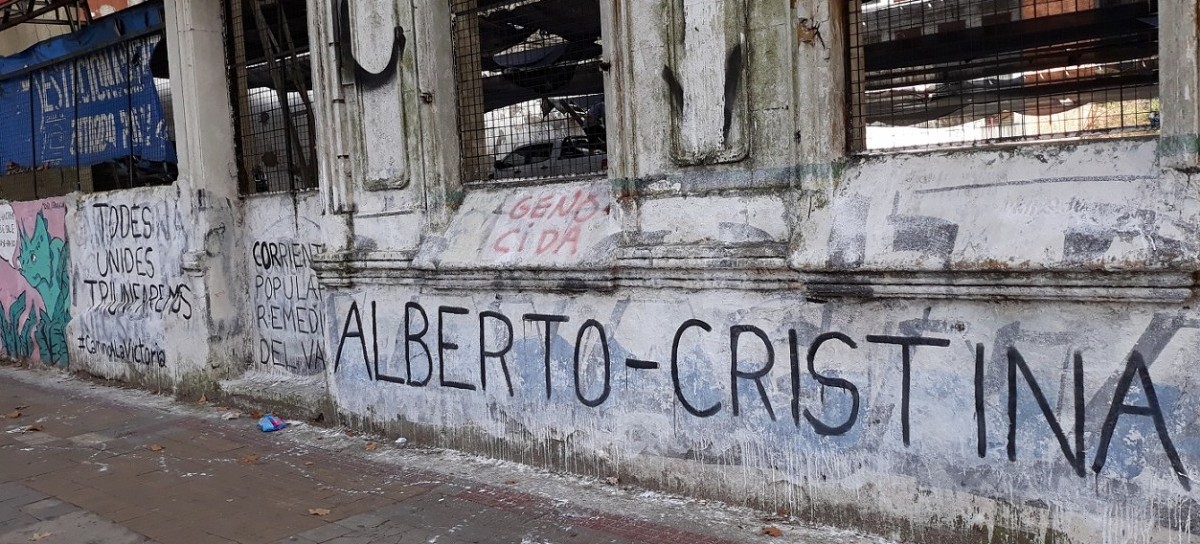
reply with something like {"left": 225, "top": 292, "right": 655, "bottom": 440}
{"left": 163, "top": 0, "right": 248, "bottom": 384}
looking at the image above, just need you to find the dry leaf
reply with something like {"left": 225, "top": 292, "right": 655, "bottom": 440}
{"left": 761, "top": 526, "right": 783, "bottom": 537}
{"left": 6, "top": 410, "right": 21, "bottom": 419}
{"left": 29, "top": 532, "right": 51, "bottom": 541}
{"left": 304, "top": 461, "right": 315, "bottom": 466}
{"left": 250, "top": 410, "right": 264, "bottom": 419}
{"left": 504, "top": 480, "right": 518, "bottom": 485}
{"left": 308, "top": 508, "right": 331, "bottom": 516}
{"left": 364, "top": 442, "right": 377, "bottom": 451}
{"left": 344, "top": 430, "right": 357, "bottom": 437}
{"left": 197, "top": 394, "right": 207, "bottom": 404}
{"left": 604, "top": 476, "right": 619, "bottom": 486}
{"left": 774, "top": 506, "right": 791, "bottom": 517}
{"left": 148, "top": 444, "right": 165, "bottom": 452}
{"left": 239, "top": 454, "right": 260, "bottom": 465}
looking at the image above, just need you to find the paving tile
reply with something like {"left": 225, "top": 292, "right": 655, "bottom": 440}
{"left": 53, "top": 485, "right": 142, "bottom": 518}
{"left": 0, "top": 455, "right": 76, "bottom": 481}
{"left": 186, "top": 432, "right": 249, "bottom": 454}
{"left": 275, "top": 537, "right": 321, "bottom": 544}
{"left": 194, "top": 515, "right": 297, "bottom": 544}
{"left": 322, "top": 536, "right": 379, "bottom": 544}
{"left": 0, "top": 484, "right": 45, "bottom": 505}
{"left": 0, "top": 369, "right": 877, "bottom": 544}
{"left": 19, "top": 498, "right": 79, "bottom": 521}
{"left": 293, "top": 521, "right": 354, "bottom": 543}
{"left": 0, "top": 509, "right": 149, "bottom": 544}
{"left": 0, "top": 512, "right": 40, "bottom": 534}
{"left": 121, "top": 514, "right": 226, "bottom": 544}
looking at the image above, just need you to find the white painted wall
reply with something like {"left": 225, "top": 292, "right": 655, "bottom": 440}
{"left": 243, "top": 191, "right": 325, "bottom": 375}
{"left": 18, "top": 0, "right": 1196, "bottom": 542}
{"left": 290, "top": 0, "right": 1200, "bottom": 540}
{"left": 66, "top": 185, "right": 199, "bottom": 385}
{"left": 324, "top": 285, "right": 1200, "bottom": 543}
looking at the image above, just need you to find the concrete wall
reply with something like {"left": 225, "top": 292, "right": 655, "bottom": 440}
{"left": 243, "top": 192, "right": 325, "bottom": 375}
{"left": 66, "top": 186, "right": 197, "bottom": 385}
{"left": 287, "top": 0, "right": 1200, "bottom": 540}
{"left": 313, "top": 157, "right": 1200, "bottom": 542}
{"left": 326, "top": 289, "right": 1199, "bottom": 543}
{"left": 1, "top": 0, "right": 1193, "bottom": 542}
{"left": 793, "top": 140, "right": 1195, "bottom": 273}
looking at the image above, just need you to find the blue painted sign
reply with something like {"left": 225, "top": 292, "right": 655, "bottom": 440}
{"left": 0, "top": 30, "right": 173, "bottom": 172}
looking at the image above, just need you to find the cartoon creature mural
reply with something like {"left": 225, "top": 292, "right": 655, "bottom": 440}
{"left": 0, "top": 200, "right": 70, "bottom": 365}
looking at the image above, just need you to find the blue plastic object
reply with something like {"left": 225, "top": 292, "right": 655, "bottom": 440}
{"left": 258, "top": 413, "right": 288, "bottom": 432}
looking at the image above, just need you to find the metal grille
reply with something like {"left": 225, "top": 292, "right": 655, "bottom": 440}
{"left": 451, "top": 0, "right": 606, "bottom": 184}
{"left": 222, "top": 0, "right": 315, "bottom": 195}
{"left": 0, "top": 31, "right": 176, "bottom": 200}
{"left": 848, "top": 0, "right": 1159, "bottom": 152}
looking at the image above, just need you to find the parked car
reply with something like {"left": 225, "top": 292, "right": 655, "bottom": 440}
{"left": 492, "top": 136, "right": 606, "bottom": 180}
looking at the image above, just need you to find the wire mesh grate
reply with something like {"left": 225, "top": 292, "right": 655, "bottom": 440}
{"left": 222, "top": 0, "right": 316, "bottom": 195}
{"left": 451, "top": 0, "right": 607, "bottom": 184}
{"left": 0, "top": 31, "right": 176, "bottom": 199}
{"left": 848, "top": 0, "right": 1159, "bottom": 152}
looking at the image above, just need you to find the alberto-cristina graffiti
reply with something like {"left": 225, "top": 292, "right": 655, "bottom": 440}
{"left": 0, "top": 198, "right": 70, "bottom": 365}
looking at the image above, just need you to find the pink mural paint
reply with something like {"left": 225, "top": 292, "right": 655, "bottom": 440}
{"left": 488, "top": 188, "right": 605, "bottom": 257}
{"left": 0, "top": 198, "right": 70, "bottom": 365}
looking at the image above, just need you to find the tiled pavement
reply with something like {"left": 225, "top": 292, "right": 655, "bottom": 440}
{"left": 0, "top": 366, "right": 889, "bottom": 544}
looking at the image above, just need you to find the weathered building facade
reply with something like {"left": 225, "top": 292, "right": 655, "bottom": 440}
{"left": 1, "top": 0, "right": 1198, "bottom": 541}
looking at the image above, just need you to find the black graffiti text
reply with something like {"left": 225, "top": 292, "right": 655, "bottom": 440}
{"left": 251, "top": 240, "right": 326, "bottom": 374}
{"left": 333, "top": 299, "right": 1190, "bottom": 490}
{"left": 76, "top": 333, "right": 166, "bottom": 368}
{"left": 92, "top": 203, "right": 154, "bottom": 240}
{"left": 95, "top": 245, "right": 155, "bottom": 278}
{"left": 252, "top": 241, "right": 324, "bottom": 271}
{"left": 256, "top": 336, "right": 325, "bottom": 373}
{"left": 82, "top": 279, "right": 193, "bottom": 320}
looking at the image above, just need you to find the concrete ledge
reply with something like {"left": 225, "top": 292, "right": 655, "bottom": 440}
{"left": 313, "top": 252, "right": 1196, "bottom": 302}
{"left": 217, "top": 371, "right": 332, "bottom": 422}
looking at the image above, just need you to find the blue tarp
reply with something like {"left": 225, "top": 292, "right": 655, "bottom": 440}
{"left": 0, "top": 2, "right": 174, "bottom": 171}
{"left": 0, "top": 2, "right": 165, "bottom": 79}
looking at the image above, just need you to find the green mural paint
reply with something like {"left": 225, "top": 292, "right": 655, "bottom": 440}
{"left": 0, "top": 203, "right": 70, "bottom": 366}
{"left": 19, "top": 212, "right": 71, "bottom": 364}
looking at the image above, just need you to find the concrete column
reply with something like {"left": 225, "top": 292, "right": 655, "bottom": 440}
{"left": 1160, "top": 0, "right": 1200, "bottom": 171}
{"left": 163, "top": 0, "right": 249, "bottom": 381}
{"left": 164, "top": 0, "right": 237, "bottom": 195}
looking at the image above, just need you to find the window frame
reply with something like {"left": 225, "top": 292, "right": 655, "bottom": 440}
{"left": 449, "top": 0, "right": 611, "bottom": 188}
{"left": 843, "top": 0, "right": 1162, "bottom": 155}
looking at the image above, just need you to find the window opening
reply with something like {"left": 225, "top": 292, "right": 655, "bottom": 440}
{"left": 222, "top": 0, "right": 315, "bottom": 195}
{"left": 848, "top": 0, "right": 1159, "bottom": 152}
{"left": 451, "top": 0, "right": 606, "bottom": 183}
{"left": 0, "top": 1, "right": 176, "bottom": 200}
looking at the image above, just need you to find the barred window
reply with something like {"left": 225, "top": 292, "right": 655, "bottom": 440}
{"left": 848, "top": 0, "right": 1159, "bottom": 152}
{"left": 0, "top": 2, "right": 176, "bottom": 199}
{"left": 222, "top": 0, "right": 315, "bottom": 195}
{"left": 451, "top": 0, "right": 607, "bottom": 184}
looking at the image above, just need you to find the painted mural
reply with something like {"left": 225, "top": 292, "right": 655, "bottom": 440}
{"left": 0, "top": 198, "right": 70, "bottom": 365}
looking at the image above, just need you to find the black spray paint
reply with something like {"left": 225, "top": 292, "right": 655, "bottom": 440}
{"left": 332, "top": 300, "right": 1193, "bottom": 489}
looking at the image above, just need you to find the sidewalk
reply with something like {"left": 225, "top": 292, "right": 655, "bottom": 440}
{"left": 0, "top": 365, "right": 893, "bottom": 544}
